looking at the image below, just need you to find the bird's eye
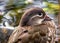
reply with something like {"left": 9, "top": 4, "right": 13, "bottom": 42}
{"left": 39, "top": 13, "right": 41, "bottom": 15}
{"left": 39, "top": 13, "right": 43, "bottom": 17}
{"left": 39, "top": 13, "right": 43, "bottom": 15}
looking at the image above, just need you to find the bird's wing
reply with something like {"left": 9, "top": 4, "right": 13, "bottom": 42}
{"left": 8, "top": 26, "right": 25, "bottom": 43}
{"left": 8, "top": 25, "right": 50, "bottom": 43}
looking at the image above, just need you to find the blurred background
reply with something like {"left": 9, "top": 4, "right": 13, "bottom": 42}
{"left": 0, "top": 0, "right": 60, "bottom": 43}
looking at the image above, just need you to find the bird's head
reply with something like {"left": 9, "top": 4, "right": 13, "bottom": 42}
{"left": 20, "top": 7, "right": 49, "bottom": 26}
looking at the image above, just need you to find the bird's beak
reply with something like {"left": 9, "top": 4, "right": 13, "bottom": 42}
{"left": 44, "top": 15, "right": 52, "bottom": 21}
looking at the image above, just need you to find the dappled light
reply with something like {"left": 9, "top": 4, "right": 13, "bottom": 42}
{"left": 0, "top": 0, "right": 60, "bottom": 43}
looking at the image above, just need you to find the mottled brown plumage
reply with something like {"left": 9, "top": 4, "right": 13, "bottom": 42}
{"left": 8, "top": 7, "right": 56, "bottom": 43}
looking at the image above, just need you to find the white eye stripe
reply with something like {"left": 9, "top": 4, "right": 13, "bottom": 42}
{"left": 31, "top": 14, "right": 39, "bottom": 19}
{"left": 31, "top": 13, "right": 43, "bottom": 18}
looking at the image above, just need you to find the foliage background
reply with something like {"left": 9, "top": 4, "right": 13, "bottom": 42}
{"left": 0, "top": 0, "right": 60, "bottom": 43}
